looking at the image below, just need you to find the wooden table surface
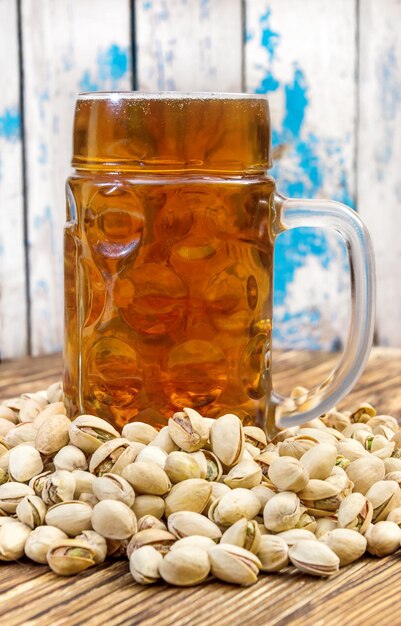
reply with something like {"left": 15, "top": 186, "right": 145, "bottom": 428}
{"left": 1, "top": 347, "right": 401, "bottom": 626}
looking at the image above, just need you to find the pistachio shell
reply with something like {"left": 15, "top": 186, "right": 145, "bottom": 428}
{"left": 89, "top": 438, "right": 140, "bottom": 476}
{"left": 224, "top": 460, "right": 263, "bottom": 490}
{"left": 16, "top": 495, "right": 47, "bottom": 529}
{"left": 42, "top": 470, "right": 76, "bottom": 505}
{"left": 35, "top": 414, "right": 71, "bottom": 455}
{"left": 127, "top": 528, "right": 176, "bottom": 558}
{"left": 5, "top": 423, "right": 37, "bottom": 447}
{"left": 300, "top": 444, "right": 337, "bottom": 480}
{"left": 209, "top": 544, "right": 261, "bottom": 586}
{"left": 122, "top": 461, "right": 171, "bottom": 496}
{"left": 268, "top": 457, "right": 309, "bottom": 492}
{"left": 170, "top": 536, "right": 216, "bottom": 552}
{"left": 47, "top": 539, "right": 97, "bottom": 575}
{"left": 135, "top": 445, "right": 168, "bottom": 469}
{"left": 211, "top": 488, "right": 260, "bottom": 526}
{"left": 149, "top": 427, "right": 179, "bottom": 453}
{"left": 132, "top": 495, "right": 165, "bottom": 520}
{"left": 346, "top": 455, "right": 385, "bottom": 494}
{"left": 257, "top": 535, "right": 289, "bottom": 572}
{"left": 68, "top": 415, "right": 119, "bottom": 454}
{"left": 336, "top": 439, "right": 368, "bottom": 462}
{"left": 277, "top": 529, "right": 317, "bottom": 545}
{"left": 220, "top": 518, "right": 261, "bottom": 553}
{"left": 320, "top": 528, "right": 367, "bottom": 566}
{"left": 165, "top": 479, "right": 211, "bottom": 517}
{"left": 137, "top": 515, "right": 167, "bottom": 532}
{"left": 250, "top": 485, "right": 277, "bottom": 514}
{"left": 365, "top": 521, "right": 401, "bottom": 556}
{"left": 165, "top": 451, "right": 202, "bottom": 483}
{"left": 0, "top": 482, "right": 35, "bottom": 514}
{"left": 130, "top": 545, "right": 163, "bottom": 584}
{"left": 243, "top": 426, "right": 267, "bottom": 450}
{"left": 263, "top": 492, "right": 302, "bottom": 533}
{"left": 210, "top": 413, "right": 244, "bottom": 467}
{"left": 24, "top": 525, "right": 68, "bottom": 564}
{"left": 46, "top": 382, "right": 64, "bottom": 404}
{"left": 45, "top": 500, "right": 93, "bottom": 536}
{"left": 160, "top": 546, "right": 210, "bottom": 586}
{"left": 92, "top": 473, "right": 135, "bottom": 507}
{"left": 315, "top": 517, "right": 338, "bottom": 539}
{"left": 9, "top": 445, "right": 43, "bottom": 482}
{"left": 167, "top": 511, "right": 221, "bottom": 541}
{"left": 168, "top": 408, "right": 209, "bottom": 453}
{"left": 75, "top": 530, "right": 107, "bottom": 564}
{"left": 288, "top": 540, "right": 340, "bottom": 576}
{"left": 0, "top": 521, "right": 31, "bottom": 561}
{"left": 53, "top": 445, "right": 87, "bottom": 472}
{"left": 337, "top": 493, "right": 373, "bottom": 533}
{"left": 365, "top": 480, "right": 401, "bottom": 522}
{"left": 91, "top": 500, "right": 137, "bottom": 540}
{"left": 122, "top": 422, "right": 158, "bottom": 445}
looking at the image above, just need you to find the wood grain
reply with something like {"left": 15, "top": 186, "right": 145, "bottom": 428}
{"left": 135, "top": 0, "right": 243, "bottom": 92}
{"left": 0, "top": 0, "right": 27, "bottom": 358}
{"left": 358, "top": 0, "right": 401, "bottom": 348}
{"left": 245, "top": 0, "right": 356, "bottom": 351}
{"left": 0, "top": 348, "right": 401, "bottom": 625}
{"left": 21, "top": 0, "right": 132, "bottom": 355}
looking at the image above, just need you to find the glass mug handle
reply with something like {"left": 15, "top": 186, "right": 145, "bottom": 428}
{"left": 268, "top": 193, "right": 376, "bottom": 431}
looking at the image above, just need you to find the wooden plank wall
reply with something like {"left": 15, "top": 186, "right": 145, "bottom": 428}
{"left": 0, "top": 0, "right": 401, "bottom": 357}
{"left": 0, "top": 0, "right": 27, "bottom": 358}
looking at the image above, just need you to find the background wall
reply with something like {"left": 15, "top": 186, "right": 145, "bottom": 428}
{"left": 0, "top": 0, "right": 400, "bottom": 359}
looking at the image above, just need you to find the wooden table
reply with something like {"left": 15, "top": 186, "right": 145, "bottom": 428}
{"left": 1, "top": 347, "right": 401, "bottom": 626}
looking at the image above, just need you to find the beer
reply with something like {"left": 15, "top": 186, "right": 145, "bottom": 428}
{"left": 65, "top": 94, "right": 274, "bottom": 429}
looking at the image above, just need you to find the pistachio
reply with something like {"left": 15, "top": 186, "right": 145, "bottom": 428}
{"left": 122, "top": 422, "right": 158, "bottom": 445}
{"left": 19, "top": 398, "right": 42, "bottom": 423}
{"left": 165, "top": 479, "right": 211, "bottom": 517}
{"left": 350, "top": 402, "right": 376, "bottom": 424}
{"left": 24, "top": 525, "right": 68, "bottom": 563}
{"left": 365, "top": 480, "right": 401, "bottom": 522}
{"left": 263, "top": 492, "right": 303, "bottom": 532}
{"left": 243, "top": 426, "right": 267, "bottom": 450}
{"left": 369, "top": 415, "right": 399, "bottom": 433}
{"left": 278, "top": 437, "right": 316, "bottom": 460}
{"left": 385, "top": 458, "right": 401, "bottom": 473}
{"left": 29, "top": 470, "right": 52, "bottom": 497}
{"left": 5, "top": 423, "right": 36, "bottom": 447}
{"left": 191, "top": 450, "right": 223, "bottom": 482}
{"left": 69, "top": 415, "right": 119, "bottom": 454}
{"left": 336, "top": 439, "right": 368, "bottom": 462}
{"left": 0, "top": 521, "right": 31, "bottom": 561}
{"left": 42, "top": 470, "right": 76, "bottom": 505}
{"left": 75, "top": 530, "right": 107, "bottom": 564}
{"left": 320, "top": 528, "right": 367, "bottom": 566}
{"left": 220, "top": 518, "right": 261, "bottom": 553}
{"left": 46, "top": 382, "right": 64, "bottom": 404}
{"left": 8, "top": 445, "right": 43, "bottom": 482}
{"left": 132, "top": 495, "right": 165, "bottom": 520}
{"left": 385, "top": 471, "right": 401, "bottom": 486}
{"left": 257, "top": 535, "right": 289, "bottom": 572}
{"left": 137, "top": 515, "right": 167, "bottom": 532}
{"left": 127, "top": 528, "right": 176, "bottom": 558}
{"left": 168, "top": 408, "right": 209, "bottom": 453}
{"left": 35, "top": 414, "right": 71, "bottom": 456}
{"left": 224, "top": 460, "right": 263, "bottom": 490}
{"left": 135, "top": 445, "right": 168, "bottom": 469}
{"left": 300, "top": 444, "right": 337, "bottom": 480}
{"left": 0, "top": 406, "right": 18, "bottom": 424}
{"left": 92, "top": 473, "right": 135, "bottom": 507}
{"left": 254, "top": 450, "right": 279, "bottom": 484}
{"left": 210, "top": 413, "right": 244, "bottom": 467}
{"left": 149, "top": 427, "right": 179, "bottom": 453}
{"left": 160, "top": 546, "right": 210, "bottom": 586}
{"left": 130, "top": 545, "right": 163, "bottom": 584}
{"left": 387, "top": 507, "right": 401, "bottom": 527}
{"left": 91, "top": 500, "right": 137, "bottom": 540}
{"left": 0, "top": 482, "right": 34, "bottom": 514}
{"left": 288, "top": 540, "right": 340, "bottom": 577}
{"left": 209, "top": 544, "right": 261, "bottom": 586}
{"left": 337, "top": 493, "right": 373, "bottom": 533}
{"left": 89, "top": 439, "right": 143, "bottom": 476}
{"left": 277, "top": 528, "right": 316, "bottom": 546}
{"left": 72, "top": 470, "right": 95, "bottom": 497}
{"left": 122, "top": 461, "right": 171, "bottom": 496}
{"left": 251, "top": 485, "right": 277, "bottom": 514}
{"left": 346, "top": 455, "right": 385, "bottom": 494}
{"left": 167, "top": 511, "right": 221, "bottom": 541}
{"left": 170, "top": 535, "right": 216, "bottom": 552}
{"left": 16, "top": 495, "right": 46, "bottom": 529}
{"left": 47, "top": 539, "right": 97, "bottom": 575}
{"left": 243, "top": 443, "right": 261, "bottom": 460}
{"left": 45, "top": 501, "right": 93, "bottom": 536}
{"left": 0, "top": 419, "right": 14, "bottom": 438}
{"left": 210, "top": 488, "right": 260, "bottom": 526}
{"left": 315, "top": 517, "right": 338, "bottom": 539}
{"left": 165, "top": 451, "right": 202, "bottom": 483}
{"left": 365, "top": 521, "right": 401, "bottom": 556}
{"left": 321, "top": 409, "right": 350, "bottom": 432}
{"left": 268, "top": 457, "right": 309, "bottom": 492}
{"left": 53, "top": 445, "right": 87, "bottom": 472}
{"left": 79, "top": 492, "right": 98, "bottom": 507}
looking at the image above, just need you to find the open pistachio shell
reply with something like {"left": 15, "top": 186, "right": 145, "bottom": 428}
{"left": 92, "top": 473, "right": 135, "bottom": 507}
{"left": 210, "top": 413, "right": 244, "bottom": 467}
{"left": 47, "top": 539, "right": 97, "bottom": 576}
{"left": 127, "top": 528, "right": 176, "bottom": 558}
{"left": 209, "top": 544, "right": 261, "bottom": 586}
{"left": 130, "top": 545, "right": 163, "bottom": 584}
{"left": 268, "top": 456, "right": 309, "bottom": 492}
{"left": 220, "top": 518, "right": 261, "bottom": 553}
{"left": 263, "top": 492, "right": 302, "bottom": 533}
{"left": 160, "top": 546, "right": 210, "bottom": 586}
{"left": 257, "top": 535, "right": 289, "bottom": 572}
{"left": 168, "top": 409, "right": 209, "bottom": 453}
{"left": 24, "top": 525, "right": 68, "bottom": 564}
{"left": 167, "top": 511, "right": 221, "bottom": 541}
{"left": 69, "top": 415, "right": 119, "bottom": 454}
{"left": 91, "top": 499, "right": 137, "bottom": 540}
{"left": 288, "top": 540, "right": 340, "bottom": 577}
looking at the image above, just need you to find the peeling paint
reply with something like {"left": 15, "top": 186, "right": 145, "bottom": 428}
{"left": 0, "top": 106, "right": 20, "bottom": 142}
{"left": 79, "top": 44, "right": 129, "bottom": 92}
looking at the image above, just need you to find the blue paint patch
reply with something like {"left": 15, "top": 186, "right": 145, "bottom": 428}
{"left": 200, "top": 0, "right": 210, "bottom": 20}
{"left": 38, "top": 91, "right": 49, "bottom": 121}
{"left": 38, "top": 142, "right": 48, "bottom": 164}
{"left": 142, "top": 0, "right": 152, "bottom": 9}
{"left": 283, "top": 67, "right": 309, "bottom": 138}
{"left": 0, "top": 106, "right": 20, "bottom": 142}
{"left": 79, "top": 44, "right": 129, "bottom": 93}
{"left": 375, "top": 45, "right": 401, "bottom": 180}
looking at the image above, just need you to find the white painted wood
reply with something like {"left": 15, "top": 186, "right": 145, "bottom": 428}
{"left": 135, "top": 0, "right": 242, "bottom": 92}
{"left": 21, "top": 0, "right": 132, "bottom": 354}
{"left": 0, "top": 0, "right": 27, "bottom": 358}
{"left": 245, "top": 0, "right": 357, "bottom": 350}
{"left": 358, "top": 0, "right": 401, "bottom": 347}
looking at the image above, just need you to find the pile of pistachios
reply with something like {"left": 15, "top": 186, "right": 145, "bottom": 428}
{"left": 1, "top": 385, "right": 401, "bottom": 586}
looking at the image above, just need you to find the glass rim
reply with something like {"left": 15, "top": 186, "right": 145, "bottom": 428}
{"left": 77, "top": 90, "right": 268, "bottom": 101}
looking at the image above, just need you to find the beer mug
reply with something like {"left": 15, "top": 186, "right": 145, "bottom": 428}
{"left": 64, "top": 93, "right": 375, "bottom": 433}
